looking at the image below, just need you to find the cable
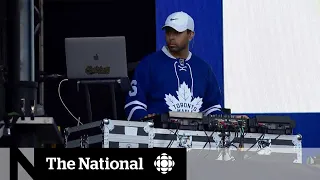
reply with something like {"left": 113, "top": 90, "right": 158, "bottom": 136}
{"left": 245, "top": 132, "right": 265, "bottom": 153}
{"left": 274, "top": 134, "right": 281, "bottom": 140}
{"left": 243, "top": 134, "right": 281, "bottom": 160}
{"left": 228, "top": 125, "right": 239, "bottom": 145}
{"left": 238, "top": 126, "right": 245, "bottom": 149}
{"left": 245, "top": 124, "right": 268, "bottom": 152}
{"left": 201, "top": 130, "right": 216, "bottom": 158}
{"left": 167, "top": 129, "right": 178, "bottom": 148}
{"left": 58, "top": 79, "right": 83, "bottom": 126}
{"left": 202, "top": 129, "right": 216, "bottom": 149}
{"left": 167, "top": 123, "right": 180, "bottom": 148}
{"left": 203, "top": 130, "right": 212, "bottom": 150}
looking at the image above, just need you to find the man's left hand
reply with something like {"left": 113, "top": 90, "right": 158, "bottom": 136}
{"left": 235, "top": 115, "right": 249, "bottom": 119}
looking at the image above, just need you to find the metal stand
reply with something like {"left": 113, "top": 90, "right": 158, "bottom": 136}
{"left": 0, "top": 0, "right": 7, "bottom": 125}
{"left": 0, "top": 71, "right": 5, "bottom": 128}
{"left": 76, "top": 77, "right": 131, "bottom": 123}
{"left": 19, "top": 81, "right": 38, "bottom": 117}
{"left": 0, "top": 0, "right": 45, "bottom": 148}
{"left": 0, "top": 117, "right": 63, "bottom": 148}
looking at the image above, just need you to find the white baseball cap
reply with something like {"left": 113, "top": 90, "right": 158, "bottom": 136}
{"left": 162, "top": 11, "right": 194, "bottom": 32}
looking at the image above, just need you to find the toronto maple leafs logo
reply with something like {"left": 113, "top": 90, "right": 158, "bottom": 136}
{"left": 164, "top": 82, "right": 203, "bottom": 112}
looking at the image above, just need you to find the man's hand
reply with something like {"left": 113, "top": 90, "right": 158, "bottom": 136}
{"left": 235, "top": 115, "right": 249, "bottom": 119}
{"left": 144, "top": 113, "right": 156, "bottom": 118}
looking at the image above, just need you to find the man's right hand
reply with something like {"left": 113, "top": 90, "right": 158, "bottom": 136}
{"left": 144, "top": 113, "right": 156, "bottom": 118}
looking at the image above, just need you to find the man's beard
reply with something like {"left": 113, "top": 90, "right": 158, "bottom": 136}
{"left": 167, "top": 44, "right": 187, "bottom": 53}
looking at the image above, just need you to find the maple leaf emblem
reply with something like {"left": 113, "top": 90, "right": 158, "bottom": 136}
{"left": 164, "top": 82, "right": 203, "bottom": 112}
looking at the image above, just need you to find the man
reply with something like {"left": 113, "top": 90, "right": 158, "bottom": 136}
{"left": 124, "top": 11, "right": 223, "bottom": 121}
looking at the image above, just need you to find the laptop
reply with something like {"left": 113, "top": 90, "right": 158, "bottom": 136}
{"left": 65, "top": 36, "right": 128, "bottom": 80}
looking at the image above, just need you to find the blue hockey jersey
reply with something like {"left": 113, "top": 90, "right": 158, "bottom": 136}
{"left": 124, "top": 46, "right": 223, "bottom": 121}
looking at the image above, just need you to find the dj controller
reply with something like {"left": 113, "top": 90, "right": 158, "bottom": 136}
{"left": 142, "top": 111, "right": 295, "bottom": 136}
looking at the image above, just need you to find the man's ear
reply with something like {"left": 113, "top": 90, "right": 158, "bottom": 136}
{"left": 189, "top": 31, "right": 195, "bottom": 41}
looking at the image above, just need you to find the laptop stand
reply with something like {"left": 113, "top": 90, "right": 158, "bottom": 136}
{"left": 76, "top": 77, "right": 131, "bottom": 123}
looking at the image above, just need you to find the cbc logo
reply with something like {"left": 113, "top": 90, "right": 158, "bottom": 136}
{"left": 154, "top": 153, "right": 175, "bottom": 174}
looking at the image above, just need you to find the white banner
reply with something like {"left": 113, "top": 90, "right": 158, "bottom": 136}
{"left": 223, "top": 0, "right": 320, "bottom": 113}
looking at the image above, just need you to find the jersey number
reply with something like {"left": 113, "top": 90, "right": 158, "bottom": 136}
{"left": 129, "top": 80, "right": 137, "bottom": 96}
